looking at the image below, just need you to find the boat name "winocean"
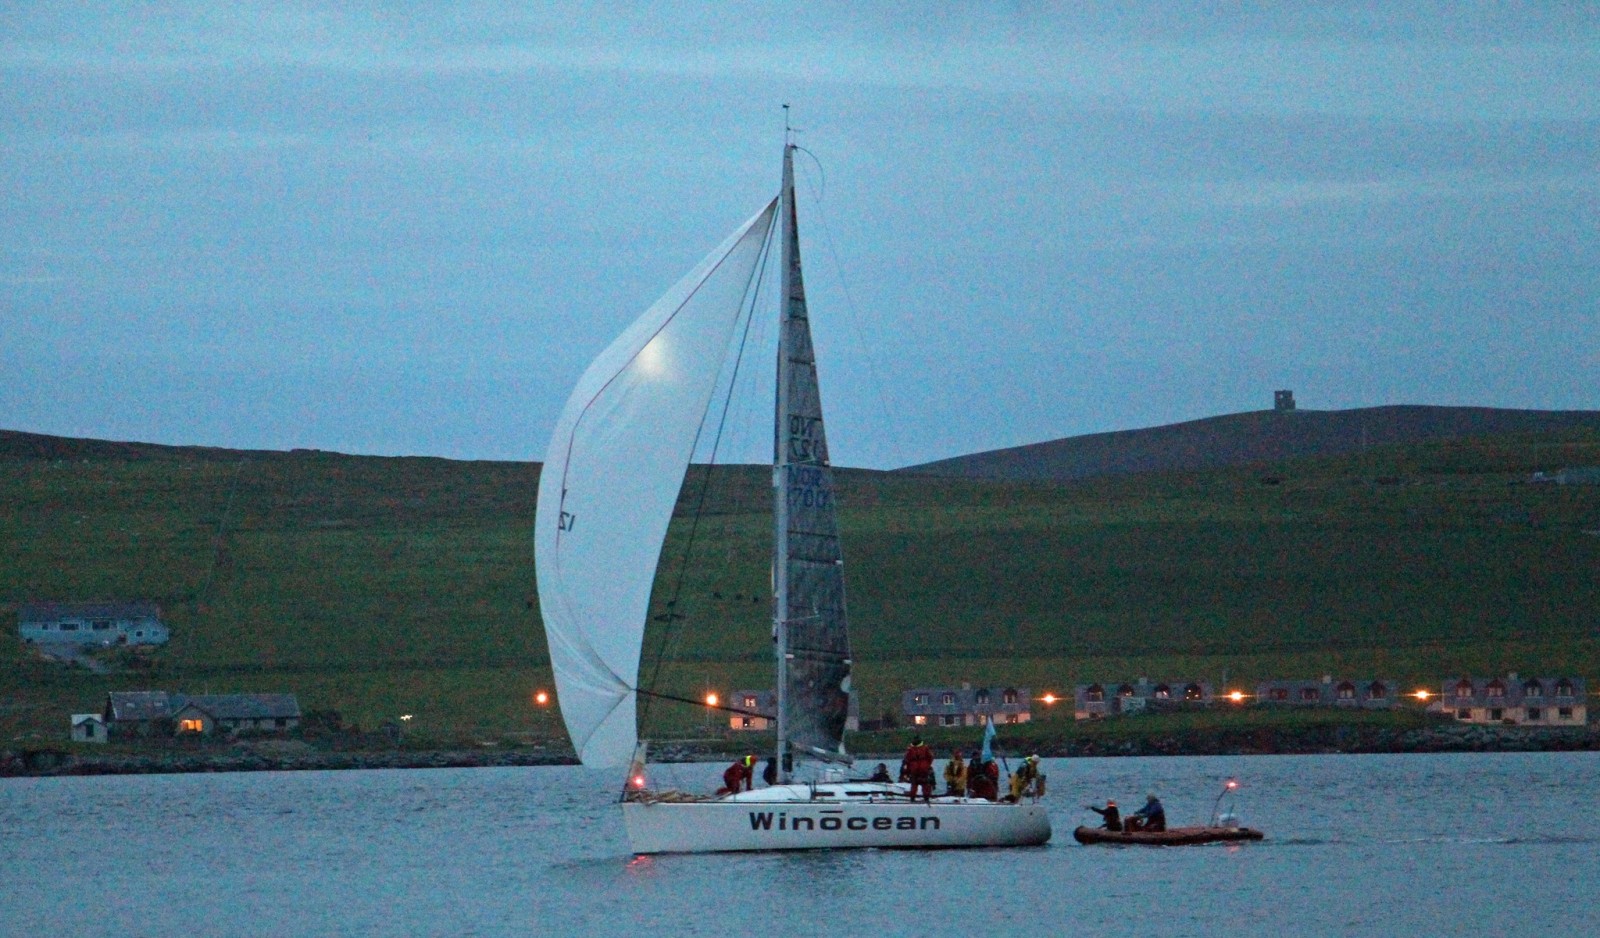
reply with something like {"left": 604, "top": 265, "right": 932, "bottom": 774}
{"left": 749, "top": 812, "right": 941, "bottom": 832}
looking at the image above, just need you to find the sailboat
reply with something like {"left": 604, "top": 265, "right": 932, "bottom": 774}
{"left": 535, "top": 133, "right": 1052, "bottom": 854}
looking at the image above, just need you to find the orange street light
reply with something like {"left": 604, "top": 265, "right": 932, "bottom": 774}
{"left": 705, "top": 692, "right": 719, "bottom": 708}
{"left": 1041, "top": 693, "right": 1058, "bottom": 705}
{"left": 1228, "top": 691, "right": 1246, "bottom": 703}
{"left": 534, "top": 690, "right": 550, "bottom": 706}
{"left": 1414, "top": 689, "right": 1432, "bottom": 701}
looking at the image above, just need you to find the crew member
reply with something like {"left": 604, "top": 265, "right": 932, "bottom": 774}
{"left": 900, "top": 736, "right": 936, "bottom": 802}
{"left": 869, "top": 763, "right": 893, "bottom": 783}
{"left": 943, "top": 749, "right": 968, "bottom": 797}
{"left": 762, "top": 756, "right": 779, "bottom": 787}
{"left": 1087, "top": 799, "right": 1122, "bottom": 831}
{"left": 717, "top": 755, "right": 755, "bottom": 795}
{"left": 1128, "top": 793, "right": 1166, "bottom": 832}
{"left": 1008, "top": 754, "right": 1044, "bottom": 801}
{"left": 968, "top": 756, "right": 1000, "bottom": 801}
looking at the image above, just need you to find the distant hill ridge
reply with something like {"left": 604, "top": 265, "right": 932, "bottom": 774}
{"left": 903, "top": 406, "right": 1600, "bottom": 482}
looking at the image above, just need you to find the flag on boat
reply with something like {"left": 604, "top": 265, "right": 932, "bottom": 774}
{"left": 980, "top": 716, "right": 996, "bottom": 762}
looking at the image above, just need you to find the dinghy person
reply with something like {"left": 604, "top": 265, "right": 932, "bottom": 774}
{"left": 1086, "top": 799, "right": 1122, "bottom": 831}
{"left": 1126, "top": 793, "right": 1166, "bottom": 832}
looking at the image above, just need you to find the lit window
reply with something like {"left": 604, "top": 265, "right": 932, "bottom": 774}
{"left": 742, "top": 696, "right": 757, "bottom": 708}
{"left": 178, "top": 718, "right": 204, "bottom": 733}
{"left": 1117, "top": 685, "right": 1135, "bottom": 697}
{"left": 1005, "top": 714, "right": 1018, "bottom": 724}
{"left": 1184, "top": 684, "right": 1203, "bottom": 701}
{"left": 913, "top": 715, "right": 927, "bottom": 726}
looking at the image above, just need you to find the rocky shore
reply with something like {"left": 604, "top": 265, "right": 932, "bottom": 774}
{"left": 6, "top": 723, "right": 1596, "bottom": 778}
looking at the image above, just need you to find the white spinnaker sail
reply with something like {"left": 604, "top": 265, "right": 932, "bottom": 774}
{"left": 536, "top": 199, "right": 778, "bottom": 768}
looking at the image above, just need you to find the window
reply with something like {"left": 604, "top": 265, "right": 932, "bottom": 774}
{"left": 1523, "top": 681, "right": 1543, "bottom": 698}
{"left": 1300, "top": 688, "right": 1320, "bottom": 702}
{"left": 912, "top": 693, "right": 928, "bottom": 706}
{"left": 1336, "top": 683, "right": 1356, "bottom": 700}
{"left": 1184, "top": 684, "right": 1203, "bottom": 701}
{"left": 178, "top": 718, "right": 203, "bottom": 733}
{"left": 1456, "top": 708, "right": 1471, "bottom": 720}
{"left": 1085, "top": 685, "right": 1104, "bottom": 703}
{"left": 60, "top": 622, "right": 80, "bottom": 631}
{"left": 740, "top": 717, "right": 753, "bottom": 729}
{"left": 1486, "top": 681, "right": 1505, "bottom": 698}
{"left": 742, "top": 695, "right": 757, "bottom": 709}
{"left": 976, "top": 690, "right": 990, "bottom": 705}
{"left": 1489, "top": 708, "right": 1503, "bottom": 721}
{"left": 1455, "top": 680, "right": 1474, "bottom": 699}
{"left": 1002, "top": 689, "right": 1018, "bottom": 705}
{"left": 1526, "top": 708, "right": 1542, "bottom": 722}
{"left": 1367, "top": 682, "right": 1387, "bottom": 700}
{"left": 92, "top": 620, "right": 112, "bottom": 631}
{"left": 1005, "top": 714, "right": 1018, "bottom": 724}
{"left": 1117, "top": 685, "right": 1135, "bottom": 698}
{"left": 1153, "top": 685, "right": 1171, "bottom": 700}
{"left": 940, "top": 714, "right": 958, "bottom": 726}
{"left": 1559, "top": 707, "right": 1574, "bottom": 720}
{"left": 940, "top": 693, "right": 954, "bottom": 706}
{"left": 1269, "top": 688, "right": 1289, "bottom": 702}
{"left": 913, "top": 715, "right": 927, "bottom": 726}
{"left": 1556, "top": 680, "right": 1575, "bottom": 699}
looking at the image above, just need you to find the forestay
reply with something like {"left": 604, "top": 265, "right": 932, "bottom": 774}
{"left": 536, "top": 199, "right": 778, "bottom": 768}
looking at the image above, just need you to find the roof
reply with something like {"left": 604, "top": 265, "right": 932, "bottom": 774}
{"left": 107, "top": 691, "right": 173, "bottom": 721}
{"left": 176, "top": 694, "right": 302, "bottom": 720}
{"left": 20, "top": 601, "right": 161, "bottom": 623}
{"left": 903, "top": 686, "right": 1031, "bottom": 714}
{"left": 71, "top": 713, "right": 106, "bottom": 726}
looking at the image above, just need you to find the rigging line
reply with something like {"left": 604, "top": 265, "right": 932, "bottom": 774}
{"left": 638, "top": 207, "right": 782, "bottom": 727}
{"left": 793, "top": 147, "right": 912, "bottom": 470}
{"left": 638, "top": 687, "right": 771, "bottom": 719}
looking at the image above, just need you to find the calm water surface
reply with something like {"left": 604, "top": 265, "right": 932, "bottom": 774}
{"left": 3, "top": 752, "right": 1597, "bottom": 936}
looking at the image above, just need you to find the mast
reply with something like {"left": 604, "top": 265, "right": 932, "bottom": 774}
{"left": 773, "top": 133, "right": 796, "bottom": 781}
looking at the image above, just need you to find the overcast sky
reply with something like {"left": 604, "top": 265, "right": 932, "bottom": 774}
{"left": 4, "top": 4, "right": 1597, "bottom": 468}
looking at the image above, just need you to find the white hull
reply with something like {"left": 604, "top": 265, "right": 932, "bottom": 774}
{"left": 622, "top": 784, "right": 1052, "bottom": 854}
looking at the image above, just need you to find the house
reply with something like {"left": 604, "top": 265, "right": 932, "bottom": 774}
{"left": 902, "top": 684, "right": 1030, "bottom": 727}
{"left": 103, "top": 690, "right": 302, "bottom": 737}
{"left": 1073, "top": 679, "right": 1212, "bottom": 720}
{"left": 18, "top": 602, "right": 169, "bottom": 647}
{"left": 170, "top": 694, "right": 302, "bottom": 735}
{"left": 104, "top": 690, "right": 176, "bottom": 736}
{"left": 1429, "top": 675, "right": 1587, "bottom": 726}
{"left": 726, "top": 689, "right": 859, "bottom": 732}
{"left": 70, "top": 713, "right": 108, "bottom": 743}
{"left": 728, "top": 690, "right": 776, "bottom": 731}
{"left": 1255, "top": 677, "right": 1400, "bottom": 709}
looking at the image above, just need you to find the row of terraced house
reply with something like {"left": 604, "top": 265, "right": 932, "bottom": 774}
{"left": 1071, "top": 673, "right": 1587, "bottom": 727}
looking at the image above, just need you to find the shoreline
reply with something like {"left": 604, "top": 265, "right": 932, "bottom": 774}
{"left": 6, "top": 723, "right": 1597, "bottom": 778}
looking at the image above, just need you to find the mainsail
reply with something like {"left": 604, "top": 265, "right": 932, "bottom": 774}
{"left": 774, "top": 144, "right": 853, "bottom": 761}
{"left": 536, "top": 199, "right": 778, "bottom": 768}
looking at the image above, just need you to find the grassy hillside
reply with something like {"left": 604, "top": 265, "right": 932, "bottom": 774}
{"left": 4, "top": 426, "right": 1599, "bottom": 747}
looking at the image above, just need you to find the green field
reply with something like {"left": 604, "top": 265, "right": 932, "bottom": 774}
{"left": 3, "top": 429, "right": 1598, "bottom": 748}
